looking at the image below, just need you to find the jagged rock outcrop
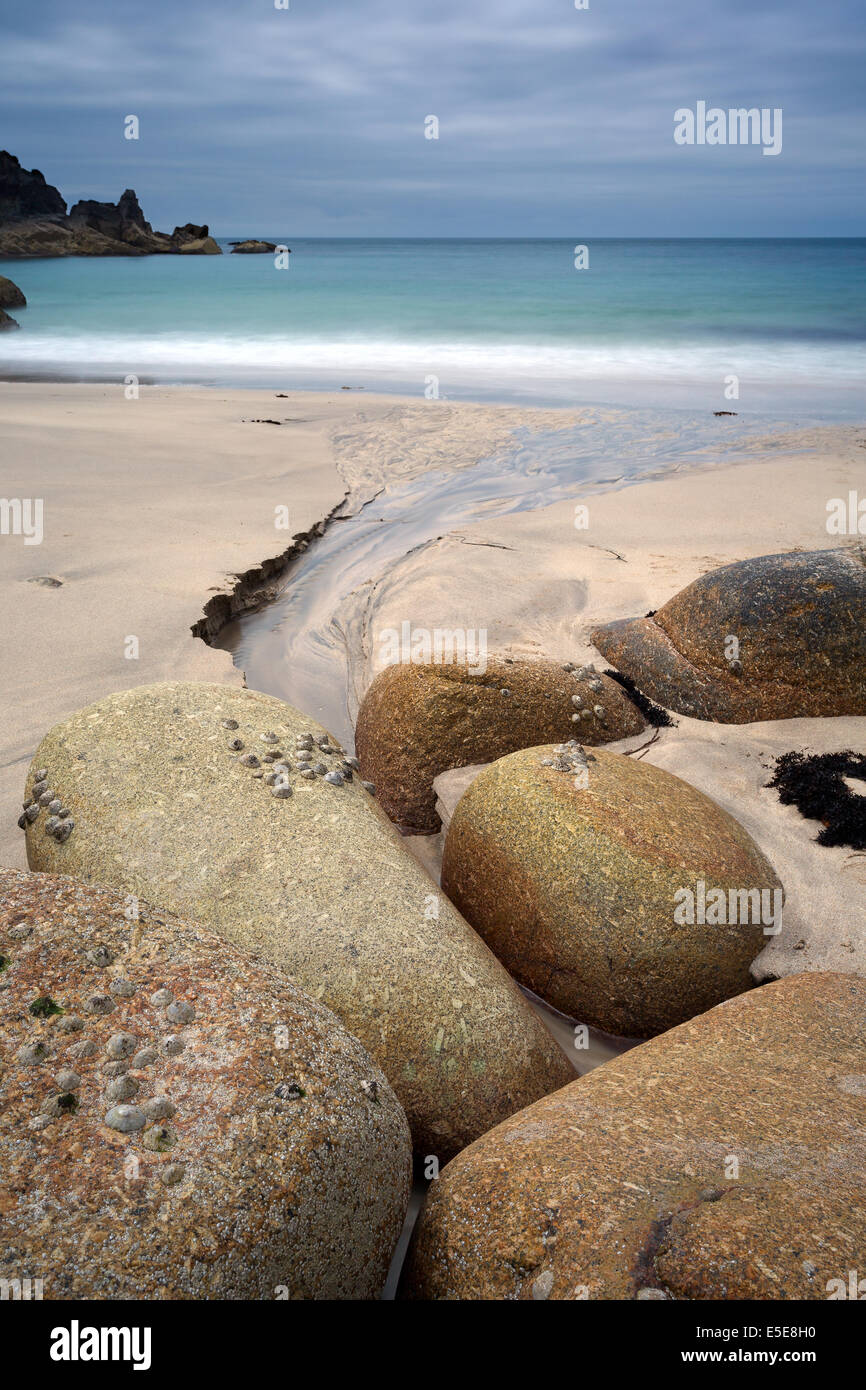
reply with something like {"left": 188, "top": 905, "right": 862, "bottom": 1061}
{"left": 67, "top": 189, "right": 170, "bottom": 253}
{"left": 0, "top": 308, "right": 20, "bottom": 331}
{"left": 0, "top": 151, "right": 219, "bottom": 259}
{"left": 172, "top": 222, "right": 209, "bottom": 244}
{"left": 0, "top": 150, "right": 67, "bottom": 220}
{"left": 0, "top": 275, "right": 26, "bottom": 308}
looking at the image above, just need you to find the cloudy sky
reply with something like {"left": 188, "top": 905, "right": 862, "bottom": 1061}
{"left": 1, "top": 0, "right": 863, "bottom": 236}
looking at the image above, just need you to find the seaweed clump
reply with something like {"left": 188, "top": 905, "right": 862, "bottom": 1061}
{"left": 28, "top": 995, "right": 64, "bottom": 1018}
{"left": 768, "top": 750, "right": 866, "bottom": 850}
{"left": 602, "top": 669, "right": 676, "bottom": 728}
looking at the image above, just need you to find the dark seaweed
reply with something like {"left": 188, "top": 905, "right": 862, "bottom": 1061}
{"left": 768, "top": 750, "right": 866, "bottom": 850}
{"left": 28, "top": 995, "right": 64, "bottom": 1017}
{"left": 602, "top": 669, "right": 677, "bottom": 728}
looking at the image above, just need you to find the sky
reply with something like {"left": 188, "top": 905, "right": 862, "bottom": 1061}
{"left": 0, "top": 0, "right": 864, "bottom": 236}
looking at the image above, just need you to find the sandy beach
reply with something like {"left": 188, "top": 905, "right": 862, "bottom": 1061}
{"left": 4, "top": 0, "right": 865, "bottom": 1322}
{"left": 3, "top": 382, "right": 863, "bottom": 978}
{"left": 0, "top": 381, "right": 635, "bottom": 868}
{"left": 2, "top": 375, "right": 865, "bottom": 1310}
{"left": 0, "top": 382, "right": 500, "bottom": 867}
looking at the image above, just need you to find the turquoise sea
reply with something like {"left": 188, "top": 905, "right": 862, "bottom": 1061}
{"left": 1, "top": 238, "right": 864, "bottom": 415}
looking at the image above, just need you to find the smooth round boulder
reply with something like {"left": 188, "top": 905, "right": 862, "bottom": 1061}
{"left": 441, "top": 743, "right": 781, "bottom": 1037}
{"left": 402, "top": 973, "right": 866, "bottom": 1300}
{"left": 591, "top": 546, "right": 866, "bottom": 722}
{"left": 355, "top": 658, "right": 645, "bottom": 833}
{"left": 23, "top": 682, "right": 573, "bottom": 1160}
{"left": 0, "top": 868, "right": 411, "bottom": 1300}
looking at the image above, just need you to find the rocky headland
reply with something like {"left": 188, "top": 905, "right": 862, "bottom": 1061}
{"left": 0, "top": 150, "right": 220, "bottom": 258}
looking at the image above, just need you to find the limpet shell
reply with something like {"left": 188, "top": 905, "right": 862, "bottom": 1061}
{"left": 142, "top": 1097, "right": 177, "bottom": 1121}
{"left": 131, "top": 1048, "right": 157, "bottom": 1068}
{"left": 104, "top": 1104, "right": 146, "bottom": 1133}
{"left": 106, "top": 1031, "right": 137, "bottom": 1058}
{"left": 166, "top": 1000, "right": 195, "bottom": 1025}
{"left": 84, "top": 993, "right": 115, "bottom": 1015}
{"left": 105, "top": 1075, "right": 140, "bottom": 1103}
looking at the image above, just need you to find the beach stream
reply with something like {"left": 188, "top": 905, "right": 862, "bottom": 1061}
{"left": 217, "top": 406, "right": 803, "bottom": 745}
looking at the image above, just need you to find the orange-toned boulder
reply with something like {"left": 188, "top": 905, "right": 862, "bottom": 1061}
{"left": 0, "top": 868, "right": 411, "bottom": 1300}
{"left": 441, "top": 744, "right": 781, "bottom": 1037}
{"left": 592, "top": 547, "right": 866, "bottom": 723}
{"left": 355, "top": 657, "right": 644, "bottom": 832}
{"left": 402, "top": 974, "right": 866, "bottom": 1300}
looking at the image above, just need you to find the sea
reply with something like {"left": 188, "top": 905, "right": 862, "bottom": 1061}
{"left": 1, "top": 238, "right": 864, "bottom": 417}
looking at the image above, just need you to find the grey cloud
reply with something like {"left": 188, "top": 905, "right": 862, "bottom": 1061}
{"left": 0, "top": 0, "right": 862, "bottom": 234}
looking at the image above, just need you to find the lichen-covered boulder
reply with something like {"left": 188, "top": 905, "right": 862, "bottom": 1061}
{"left": 23, "top": 682, "right": 573, "bottom": 1159}
{"left": 0, "top": 868, "right": 411, "bottom": 1300}
{"left": 591, "top": 546, "right": 866, "bottom": 723}
{"left": 402, "top": 973, "right": 866, "bottom": 1300}
{"left": 441, "top": 743, "right": 781, "bottom": 1037}
{"left": 355, "top": 658, "right": 644, "bottom": 833}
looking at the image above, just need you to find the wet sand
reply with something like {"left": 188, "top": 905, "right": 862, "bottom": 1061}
{"left": 0, "top": 383, "right": 590, "bottom": 868}
{"left": 0, "top": 381, "right": 345, "bottom": 869}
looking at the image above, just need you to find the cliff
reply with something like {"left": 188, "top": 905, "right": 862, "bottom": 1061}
{"left": 0, "top": 152, "right": 220, "bottom": 258}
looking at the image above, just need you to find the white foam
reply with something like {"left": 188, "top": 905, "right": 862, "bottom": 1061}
{"left": 1, "top": 333, "right": 864, "bottom": 388}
